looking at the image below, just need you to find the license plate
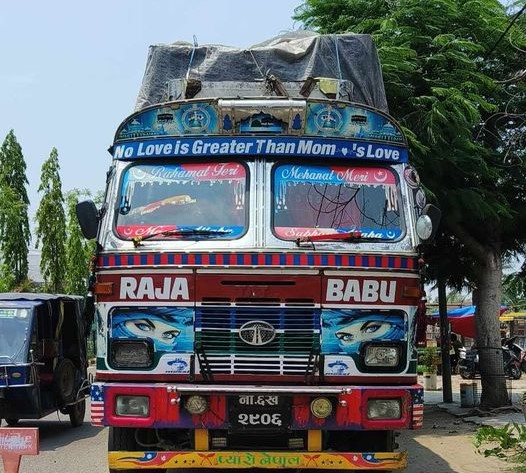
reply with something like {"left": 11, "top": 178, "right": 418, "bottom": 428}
{"left": 229, "top": 395, "right": 291, "bottom": 430}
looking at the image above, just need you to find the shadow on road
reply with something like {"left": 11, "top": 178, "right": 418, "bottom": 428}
{"left": 2, "top": 414, "right": 100, "bottom": 452}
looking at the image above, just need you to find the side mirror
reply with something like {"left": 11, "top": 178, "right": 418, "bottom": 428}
{"left": 416, "top": 204, "right": 441, "bottom": 243}
{"left": 76, "top": 200, "right": 99, "bottom": 240}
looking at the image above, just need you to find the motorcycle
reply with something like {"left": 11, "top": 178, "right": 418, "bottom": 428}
{"left": 459, "top": 340, "right": 523, "bottom": 380}
{"left": 502, "top": 336, "right": 526, "bottom": 373}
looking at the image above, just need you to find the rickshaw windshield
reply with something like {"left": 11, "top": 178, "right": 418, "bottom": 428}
{"left": 0, "top": 307, "right": 32, "bottom": 363}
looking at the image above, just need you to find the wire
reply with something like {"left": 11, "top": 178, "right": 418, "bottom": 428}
{"left": 249, "top": 49, "right": 266, "bottom": 79}
{"left": 486, "top": 3, "right": 526, "bottom": 57}
{"left": 185, "top": 35, "right": 199, "bottom": 80}
{"left": 333, "top": 35, "right": 343, "bottom": 81}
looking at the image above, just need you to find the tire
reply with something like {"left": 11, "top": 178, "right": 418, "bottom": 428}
{"left": 108, "top": 427, "right": 166, "bottom": 473}
{"left": 460, "top": 370, "right": 474, "bottom": 379}
{"left": 53, "top": 358, "right": 77, "bottom": 405}
{"left": 5, "top": 418, "right": 19, "bottom": 426}
{"left": 510, "top": 366, "right": 522, "bottom": 380}
{"left": 67, "top": 399, "right": 86, "bottom": 427}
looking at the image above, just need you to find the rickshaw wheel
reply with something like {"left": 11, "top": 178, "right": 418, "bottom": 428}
{"left": 53, "top": 358, "right": 76, "bottom": 405}
{"left": 108, "top": 427, "right": 166, "bottom": 473}
{"left": 67, "top": 399, "right": 86, "bottom": 427}
{"left": 5, "top": 418, "right": 19, "bottom": 426}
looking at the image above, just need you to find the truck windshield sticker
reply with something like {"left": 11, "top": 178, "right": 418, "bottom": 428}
{"left": 112, "top": 137, "right": 408, "bottom": 162}
{"left": 0, "top": 308, "right": 18, "bottom": 318}
{"left": 273, "top": 164, "right": 403, "bottom": 240}
{"left": 111, "top": 307, "right": 194, "bottom": 353}
{"left": 116, "top": 162, "right": 247, "bottom": 240}
{"left": 321, "top": 310, "right": 405, "bottom": 355}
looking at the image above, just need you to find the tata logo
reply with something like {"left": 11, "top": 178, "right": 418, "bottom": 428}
{"left": 120, "top": 277, "right": 189, "bottom": 300}
{"left": 326, "top": 279, "right": 396, "bottom": 303}
{"left": 239, "top": 321, "right": 276, "bottom": 346}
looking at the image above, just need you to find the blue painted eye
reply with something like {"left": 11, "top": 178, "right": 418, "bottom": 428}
{"left": 364, "top": 324, "right": 382, "bottom": 334}
{"left": 336, "top": 331, "right": 353, "bottom": 342}
{"left": 135, "top": 322, "right": 152, "bottom": 332}
{"left": 162, "top": 330, "right": 180, "bottom": 340}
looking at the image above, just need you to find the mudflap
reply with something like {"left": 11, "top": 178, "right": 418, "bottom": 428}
{"left": 108, "top": 450, "right": 408, "bottom": 470}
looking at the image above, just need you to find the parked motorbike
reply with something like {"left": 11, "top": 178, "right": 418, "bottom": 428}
{"left": 459, "top": 339, "right": 523, "bottom": 380}
{"left": 502, "top": 336, "right": 526, "bottom": 373}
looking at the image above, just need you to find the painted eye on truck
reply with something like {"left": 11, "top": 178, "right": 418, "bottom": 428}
{"left": 134, "top": 321, "right": 153, "bottom": 332}
{"left": 363, "top": 323, "right": 382, "bottom": 334}
{"left": 162, "top": 329, "right": 181, "bottom": 340}
{"left": 336, "top": 331, "right": 354, "bottom": 342}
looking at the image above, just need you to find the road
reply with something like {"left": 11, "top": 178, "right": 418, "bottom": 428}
{"left": 3, "top": 401, "right": 510, "bottom": 473}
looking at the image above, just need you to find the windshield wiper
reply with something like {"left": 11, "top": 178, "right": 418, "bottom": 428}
{"left": 133, "top": 228, "right": 232, "bottom": 247}
{"left": 295, "top": 231, "right": 363, "bottom": 247}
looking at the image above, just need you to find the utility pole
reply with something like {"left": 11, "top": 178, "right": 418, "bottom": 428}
{"left": 438, "top": 277, "right": 452, "bottom": 403}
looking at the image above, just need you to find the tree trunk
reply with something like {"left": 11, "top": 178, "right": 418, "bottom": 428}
{"left": 474, "top": 249, "right": 509, "bottom": 407}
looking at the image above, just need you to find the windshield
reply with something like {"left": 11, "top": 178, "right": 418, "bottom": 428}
{"left": 0, "top": 307, "right": 32, "bottom": 363}
{"left": 116, "top": 162, "right": 248, "bottom": 240}
{"left": 273, "top": 164, "right": 403, "bottom": 241}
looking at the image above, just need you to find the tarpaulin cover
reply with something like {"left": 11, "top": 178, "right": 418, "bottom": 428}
{"left": 135, "top": 31, "right": 388, "bottom": 112}
{"left": 431, "top": 305, "right": 508, "bottom": 338}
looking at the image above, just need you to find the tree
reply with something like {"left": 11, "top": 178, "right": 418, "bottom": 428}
{"left": 295, "top": 0, "right": 526, "bottom": 406}
{"left": 35, "top": 148, "right": 66, "bottom": 293}
{"left": 0, "top": 130, "right": 31, "bottom": 286}
{"left": 65, "top": 189, "right": 95, "bottom": 296}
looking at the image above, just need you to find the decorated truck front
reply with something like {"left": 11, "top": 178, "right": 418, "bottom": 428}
{"left": 76, "top": 33, "right": 440, "bottom": 472}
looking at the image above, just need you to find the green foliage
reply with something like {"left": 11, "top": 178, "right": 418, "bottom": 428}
{"left": 0, "top": 130, "right": 31, "bottom": 285}
{"left": 474, "top": 423, "right": 526, "bottom": 471}
{"left": 421, "top": 346, "right": 439, "bottom": 372}
{"left": 502, "top": 273, "right": 526, "bottom": 311}
{"left": 0, "top": 263, "right": 15, "bottom": 292}
{"left": 65, "top": 189, "right": 95, "bottom": 296}
{"left": 35, "top": 148, "right": 66, "bottom": 294}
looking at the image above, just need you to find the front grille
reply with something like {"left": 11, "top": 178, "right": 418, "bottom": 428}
{"left": 195, "top": 305, "right": 321, "bottom": 375}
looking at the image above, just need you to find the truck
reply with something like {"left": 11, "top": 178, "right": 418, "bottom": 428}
{"left": 77, "top": 32, "right": 439, "bottom": 471}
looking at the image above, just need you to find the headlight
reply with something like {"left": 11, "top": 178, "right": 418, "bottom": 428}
{"left": 184, "top": 395, "right": 208, "bottom": 415}
{"left": 365, "top": 345, "right": 400, "bottom": 367}
{"left": 367, "top": 399, "right": 401, "bottom": 420}
{"left": 116, "top": 395, "right": 150, "bottom": 417}
{"left": 111, "top": 340, "right": 153, "bottom": 368}
{"left": 310, "top": 397, "right": 333, "bottom": 419}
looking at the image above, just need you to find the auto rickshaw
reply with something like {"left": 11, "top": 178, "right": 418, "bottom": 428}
{"left": 0, "top": 293, "right": 93, "bottom": 427}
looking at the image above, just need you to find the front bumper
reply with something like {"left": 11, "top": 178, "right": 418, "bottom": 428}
{"left": 108, "top": 450, "right": 408, "bottom": 470}
{"left": 92, "top": 382, "right": 424, "bottom": 431}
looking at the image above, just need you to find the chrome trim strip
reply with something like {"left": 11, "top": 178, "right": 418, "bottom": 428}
{"left": 172, "top": 384, "right": 350, "bottom": 394}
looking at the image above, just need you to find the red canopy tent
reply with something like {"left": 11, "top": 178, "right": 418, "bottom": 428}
{"left": 430, "top": 305, "right": 508, "bottom": 338}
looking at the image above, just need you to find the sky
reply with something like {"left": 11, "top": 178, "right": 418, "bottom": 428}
{"left": 0, "top": 0, "right": 302, "bottom": 229}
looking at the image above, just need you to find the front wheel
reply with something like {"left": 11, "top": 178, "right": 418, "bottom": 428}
{"left": 108, "top": 427, "right": 166, "bottom": 473}
{"left": 510, "top": 365, "right": 522, "bottom": 380}
{"left": 67, "top": 399, "right": 86, "bottom": 427}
